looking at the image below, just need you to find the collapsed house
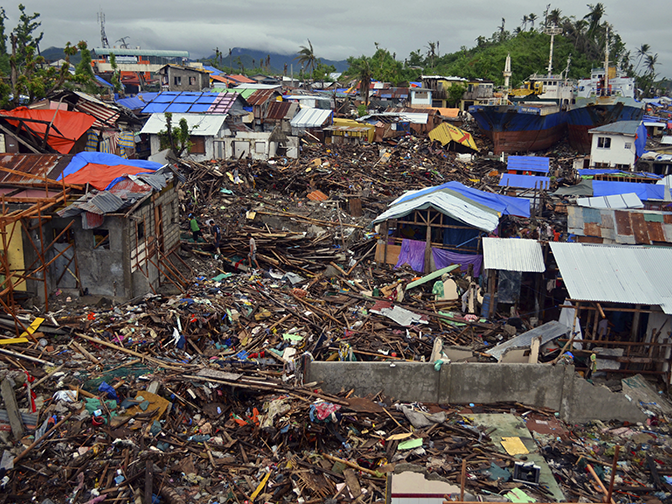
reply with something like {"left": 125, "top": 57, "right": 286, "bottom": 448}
{"left": 0, "top": 152, "right": 182, "bottom": 329}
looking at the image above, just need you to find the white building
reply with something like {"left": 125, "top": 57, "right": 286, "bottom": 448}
{"left": 589, "top": 120, "right": 643, "bottom": 170}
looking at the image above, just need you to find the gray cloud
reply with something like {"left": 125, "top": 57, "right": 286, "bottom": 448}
{"left": 5, "top": 0, "right": 671, "bottom": 78}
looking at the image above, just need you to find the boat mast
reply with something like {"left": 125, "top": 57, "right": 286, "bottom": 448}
{"left": 544, "top": 24, "right": 563, "bottom": 77}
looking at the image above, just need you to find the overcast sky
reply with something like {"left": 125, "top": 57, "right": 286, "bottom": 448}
{"left": 6, "top": 0, "right": 671, "bottom": 79}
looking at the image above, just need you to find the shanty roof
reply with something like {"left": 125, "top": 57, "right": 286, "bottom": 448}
{"left": 71, "top": 91, "right": 121, "bottom": 129}
{"left": 482, "top": 238, "right": 545, "bottom": 272}
{"left": 500, "top": 174, "right": 551, "bottom": 190}
{"left": 245, "top": 89, "right": 280, "bottom": 106}
{"left": 549, "top": 242, "right": 672, "bottom": 314}
{"left": 265, "top": 101, "right": 297, "bottom": 121}
{"left": 589, "top": 120, "right": 641, "bottom": 136}
{"left": 141, "top": 92, "right": 242, "bottom": 114}
{"left": 428, "top": 123, "right": 478, "bottom": 151}
{"left": 92, "top": 48, "right": 189, "bottom": 58}
{"left": 358, "top": 112, "right": 428, "bottom": 124}
{"left": 116, "top": 95, "right": 147, "bottom": 111}
{"left": 290, "top": 108, "right": 333, "bottom": 129}
{"left": 507, "top": 155, "right": 550, "bottom": 174}
{"left": 567, "top": 206, "right": 672, "bottom": 245}
{"left": 592, "top": 180, "right": 665, "bottom": 201}
{"left": 576, "top": 193, "right": 643, "bottom": 209}
{"left": 216, "top": 88, "right": 257, "bottom": 100}
{"left": 140, "top": 113, "right": 227, "bottom": 136}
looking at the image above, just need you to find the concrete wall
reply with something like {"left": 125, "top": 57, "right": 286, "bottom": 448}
{"left": 590, "top": 133, "right": 636, "bottom": 168}
{"left": 307, "top": 361, "right": 647, "bottom": 424}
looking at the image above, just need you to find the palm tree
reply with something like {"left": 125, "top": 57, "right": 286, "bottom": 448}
{"left": 548, "top": 8, "right": 562, "bottom": 26}
{"left": 348, "top": 56, "right": 373, "bottom": 107}
{"left": 584, "top": 3, "right": 605, "bottom": 35}
{"left": 528, "top": 13, "right": 538, "bottom": 31}
{"left": 634, "top": 43, "right": 650, "bottom": 75}
{"left": 521, "top": 14, "right": 528, "bottom": 31}
{"left": 645, "top": 53, "right": 658, "bottom": 75}
{"left": 426, "top": 41, "right": 437, "bottom": 69}
{"left": 295, "top": 39, "right": 318, "bottom": 75}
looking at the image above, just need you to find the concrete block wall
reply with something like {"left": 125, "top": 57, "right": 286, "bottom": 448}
{"left": 307, "top": 361, "right": 646, "bottom": 424}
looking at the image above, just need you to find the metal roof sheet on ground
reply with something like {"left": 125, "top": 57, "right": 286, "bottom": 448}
{"left": 140, "top": 113, "right": 227, "bottom": 136}
{"left": 358, "top": 112, "right": 428, "bottom": 124}
{"left": 506, "top": 155, "right": 550, "bottom": 174}
{"left": 499, "top": 174, "right": 550, "bottom": 190}
{"left": 549, "top": 242, "right": 672, "bottom": 314}
{"left": 290, "top": 108, "right": 332, "bottom": 129}
{"left": 0, "top": 153, "right": 71, "bottom": 183}
{"left": 589, "top": 120, "right": 641, "bottom": 135}
{"left": 486, "top": 320, "right": 570, "bottom": 361}
{"left": 576, "top": 193, "right": 643, "bottom": 209}
{"left": 483, "top": 237, "right": 545, "bottom": 272}
{"left": 428, "top": 123, "right": 478, "bottom": 151}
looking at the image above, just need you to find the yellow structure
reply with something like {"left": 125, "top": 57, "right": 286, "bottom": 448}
{"left": 428, "top": 123, "right": 479, "bottom": 152}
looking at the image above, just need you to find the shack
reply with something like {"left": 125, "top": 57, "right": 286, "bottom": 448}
{"left": 373, "top": 182, "right": 530, "bottom": 274}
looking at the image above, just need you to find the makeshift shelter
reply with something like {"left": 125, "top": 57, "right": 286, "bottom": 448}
{"left": 428, "top": 123, "right": 479, "bottom": 152}
{"left": 373, "top": 182, "right": 529, "bottom": 274}
{"left": 57, "top": 152, "right": 161, "bottom": 190}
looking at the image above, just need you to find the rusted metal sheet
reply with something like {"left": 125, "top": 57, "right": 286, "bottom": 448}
{"left": 265, "top": 101, "right": 293, "bottom": 121}
{"left": 0, "top": 153, "right": 71, "bottom": 183}
{"left": 583, "top": 222, "right": 602, "bottom": 237}
{"left": 647, "top": 222, "right": 666, "bottom": 243}
{"left": 246, "top": 89, "right": 278, "bottom": 106}
{"left": 664, "top": 214, "right": 672, "bottom": 224}
{"left": 629, "top": 212, "right": 651, "bottom": 245}
{"left": 614, "top": 210, "right": 633, "bottom": 236}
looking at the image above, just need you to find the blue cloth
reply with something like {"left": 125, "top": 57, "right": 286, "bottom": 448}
{"left": 98, "top": 381, "right": 119, "bottom": 402}
{"left": 635, "top": 122, "right": 647, "bottom": 159}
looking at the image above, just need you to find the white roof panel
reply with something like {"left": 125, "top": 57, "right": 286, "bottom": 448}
{"left": 550, "top": 242, "right": 672, "bottom": 314}
{"left": 482, "top": 238, "right": 545, "bottom": 272}
{"left": 290, "top": 107, "right": 332, "bottom": 129}
{"left": 576, "top": 193, "right": 643, "bottom": 209}
{"left": 140, "top": 113, "right": 227, "bottom": 136}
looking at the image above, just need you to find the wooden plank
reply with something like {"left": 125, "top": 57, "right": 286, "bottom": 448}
{"left": 0, "top": 379, "right": 24, "bottom": 440}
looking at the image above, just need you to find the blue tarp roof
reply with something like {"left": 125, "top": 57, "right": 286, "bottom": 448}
{"left": 500, "top": 174, "right": 551, "bottom": 190}
{"left": 95, "top": 75, "right": 113, "bottom": 88}
{"left": 394, "top": 181, "right": 530, "bottom": 218}
{"left": 202, "top": 65, "right": 223, "bottom": 76}
{"left": 507, "top": 155, "right": 550, "bottom": 174}
{"left": 116, "top": 96, "right": 147, "bottom": 110}
{"left": 140, "top": 91, "right": 239, "bottom": 114}
{"left": 592, "top": 180, "right": 666, "bottom": 201}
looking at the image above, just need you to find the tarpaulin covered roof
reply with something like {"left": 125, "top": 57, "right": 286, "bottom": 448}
{"left": 592, "top": 180, "right": 665, "bottom": 201}
{"left": 0, "top": 107, "right": 96, "bottom": 154}
{"left": 390, "top": 182, "right": 530, "bottom": 218}
{"left": 57, "top": 152, "right": 163, "bottom": 191}
{"left": 141, "top": 92, "right": 242, "bottom": 114}
{"left": 428, "top": 123, "right": 479, "bottom": 151}
{"left": 506, "top": 155, "right": 550, "bottom": 174}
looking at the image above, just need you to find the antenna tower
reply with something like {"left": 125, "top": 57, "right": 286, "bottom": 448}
{"left": 98, "top": 10, "right": 110, "bottom": 48}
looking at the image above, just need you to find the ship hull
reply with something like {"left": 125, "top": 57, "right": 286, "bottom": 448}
{"left": 469, "top": 105, "right": 568, "bottom": 154}
{"left": 567, "top": 98, "right": 644, "bottom": 153}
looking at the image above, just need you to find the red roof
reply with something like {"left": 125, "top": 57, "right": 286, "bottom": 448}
{"left": 227, "top": 74, "right": 256, "bottom": 84}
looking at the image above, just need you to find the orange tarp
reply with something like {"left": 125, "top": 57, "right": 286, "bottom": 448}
{"left": 62, "top": 163, "right": 156, "bottom": 191}
{"left": 0, "top": 107, "right": 96, "bottom": 154}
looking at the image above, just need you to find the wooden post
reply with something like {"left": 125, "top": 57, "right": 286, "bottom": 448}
{"left": 1, "top": 378, "right": 24, "bottom": 440}
{"left": 488, "top": 269, "right": 496, "bottom": 319}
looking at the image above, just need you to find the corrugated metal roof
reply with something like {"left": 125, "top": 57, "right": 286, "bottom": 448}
{"left": 74, "top": 96, "right": 120, "bottom": 129}
{"left": 140, "top": 113, "right": 227, "bottom": 136}
{"left": 0, "top": 153, "right": 71, "bottom": 183}
{"left": 506, "top": 155, "right": 550, "bottom": 174}
{"left": 245, "top": 89, "right": 279, "bottom": 106}
{"left": 499, "top": 173, "right": 551, "bottom": 189}
{"left": 482, "top": 237, "right": 545, "bottom": 272}
{"left": 589, "top": 120, "right": 640, "bottom": 135}
{"left": 567, "top": 205, "right": 672, "bottom": 245}
{"left": 265, "top": 101, "right": 296, "bottom": 121}
{"left": 549, "top": 242, "right": 672, "bottom": 314}
{"left": 576, "top": 193, "right": 643, "bottom": 209}
{"left": 290, "top": 108, "right": 333, "bottom": 129}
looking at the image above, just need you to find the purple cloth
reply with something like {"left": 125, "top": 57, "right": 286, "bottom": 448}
{"left": 395, "top": 239, "right": 426, "bottom": 272}
{"left": 432, "top": 248, "right": 483, "bottom": 277}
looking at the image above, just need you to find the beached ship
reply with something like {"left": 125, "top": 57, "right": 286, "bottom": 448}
{"left": 567, "top": 67, "right": 644, "bottom": 153}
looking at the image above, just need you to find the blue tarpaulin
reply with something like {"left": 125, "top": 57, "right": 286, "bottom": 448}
{"left": 592, "top": 180, "right": 665, "bottom": 201}
{"left": 500, "top": 174, "right": 551, "bottom": 189}
{"left": 506, "top": 155, "right": 550, "bottom": 174}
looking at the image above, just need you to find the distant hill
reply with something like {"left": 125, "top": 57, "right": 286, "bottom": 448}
{"left": 41, "top": 46, "right": 82, "bottom": 65}
{"left": 205, "top": 47, "right": 349, "bottom": 74}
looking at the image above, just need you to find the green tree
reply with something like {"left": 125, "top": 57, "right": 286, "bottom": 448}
{"left": 158, "top": 112, "right": 193, "bottom": 157}
{"left": 109, "top": 53, "right": 122, "bottom": 94}
{"left": 346, "top": 55, "right": 372, "bottom": 107}
{"left": 446, "top": 83, "right": 467, "bottom": 107}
